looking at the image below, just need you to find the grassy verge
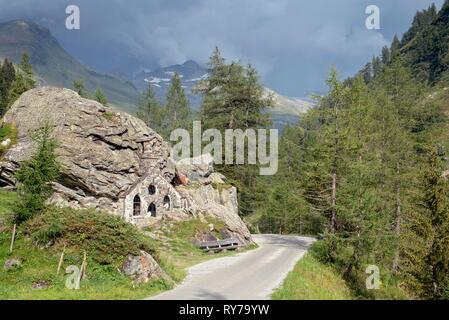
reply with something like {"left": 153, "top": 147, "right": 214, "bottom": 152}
{"left": 153, "top": 218, "right": 257, "bottom": 282}
{"left": 0, "top": 190, "right": 254, "bottom": 299}
{"left": 271, "top": 253, "right": 352, "bottom": 300}
{"left": 0, "top": 233, "right": 172, "bottom": 300}
{"left": 0, "top": 197, "right": 174, "bottom": 299}
{"left": 0, "top": 190, "right": 16, "bottom": 217}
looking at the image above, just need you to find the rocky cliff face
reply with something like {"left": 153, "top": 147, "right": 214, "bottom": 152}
{"left": 0, "top": 87, "right": 252, "bottom": 245}
{"left": 175, "top": 154, "right": 252, "bottom": 245}
{"left": 1, "top": 87, "right": 173, "bottom": 214}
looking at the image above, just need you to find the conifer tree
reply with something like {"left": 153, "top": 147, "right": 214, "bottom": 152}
{"left": 390, "top": 35, "right": 401, "bottom": 58}
{"left": 73, "top": 79, "right": 89, "bottom": 98}
{"left": 198, "top": 48, "right": 272, "bottom": 216}
{"left": 402, "top": 147, "right": 449, "bottom": 299}
{"left": 14, "top": 123, "right": 60, "bottom": 223}
{"left": 94, "top": 89, "right": 108, "bottom": 105}
{"left": 0, "top": 59, "right": 16, "bottom": 116}
{"left": 164, "top": 72, "right": 191, "bottom": 133}
{"left": 381, "top": 46, "right": 390, "bottom": 65}
{"left": 136, "top": 84, "right": 163, "bottom": 131}
{"left": 8, "top": 52, "right": 36, "bottom": 106}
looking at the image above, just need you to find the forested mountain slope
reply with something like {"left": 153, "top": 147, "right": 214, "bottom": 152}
{"left": 254, "top": 1, "right": 449, "bottom": 300}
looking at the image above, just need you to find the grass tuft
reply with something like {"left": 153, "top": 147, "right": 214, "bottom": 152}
{"left": 25, "top": 206, "right": 157, "bottom": 265}
{"left": 271, "top": 254, "right": 352, "bottom": 300}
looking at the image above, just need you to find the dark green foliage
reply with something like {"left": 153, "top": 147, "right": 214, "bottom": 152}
{"left": 136, "top": 84, "right": 163, "bottom": 130}
{"left": 267, "top": 55, "right": 447, "bottom": 299}
{"left": 361, "top": 63, "right": 373, "bottom": 84}
{"left": 259, "top": 185, "right": 321, "bottom": 235}
{"left": 161, "top": 73, "right": 192, "bottom": 138}
{"left": 137, "top": 75, "right": 192, "bottom": 139}
{"left": 371, "top": 56, "right": 382, "bottom": 78}
{"left": 73, "top": 79, "right": 89, "bottom": 98}
{"left": 14, "top": 123, "right": 60, "bottom": 223}
{"left": 390, "top": 35, "right": 401, "bottom": 58}
{"left": 381, "top": 46, "right": 390, "bottom": 65}
{"left": 19, "top": 52, "right": 33, "bottom": 76}
{"left": 94, "top": 88, "right": 108, "bottom": 105}
{"left": 25, "top": 206, "right": 157, "bottom": 265}
{"left": 402, "top": 147, "right": 449, "bottom": 299}
{"left": 198, "top": 47, "right": 272, "bottom": 216}
{"left": 199, "top": 48, "right": 271, "bottom": 131}
{"left": 0, "top": 59, "right": 16, "bottom": 116}
{"left": 6, "top": 52, "right": 36, "bottom": 108}
{"left": 401, "top": 4, "right": 437, "bottom": 45}
{"left": 0, "top": 123, "right": 17, "bottom": 155}
{"left": 363, "top": 2, "right": 449, "bottom": 86}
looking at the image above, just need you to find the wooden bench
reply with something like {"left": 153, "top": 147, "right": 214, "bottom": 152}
{"left": 198, "top": 238, "right": 241, "bottom": 252}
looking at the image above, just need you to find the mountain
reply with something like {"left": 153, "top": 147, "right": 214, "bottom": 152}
{"left": 132, "top": 60, "right": 208, "bottom": 108}
{"left": 400, "top": 2, "right": 449, "bottom": 84}
{"left": 0, "top": 20, "right": 140, "bottom": 111}
{"left": 133, "top": 60, "right": 313, "bottom": 128}
{"left": 263, "top": 88, "right": 314, "bottom": 129}
{"left": 0, "top": 20, "right": 313, "bottom": 123}
{"left": 357, "top": 2, "right": 449, "bottom": 87}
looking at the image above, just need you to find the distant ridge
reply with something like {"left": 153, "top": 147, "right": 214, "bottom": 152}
{"left": 0, "top": 20, "right": 140, "bottom": 111}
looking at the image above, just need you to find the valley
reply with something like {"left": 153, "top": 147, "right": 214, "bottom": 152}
{"left": 1, "top": 0, "right": 449, "bottom": 303}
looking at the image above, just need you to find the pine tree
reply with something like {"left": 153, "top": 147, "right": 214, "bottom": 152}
{"left": 198, "top": 48, "right": 272, "bottom": 216}
{"left": 7, "top": 52, "right": 36, "bottom": 106}
{"left": 371, "top": 56, "right": 382, "bottom": 78}
{"left": 14, "top": 123, "right": 60, "bottom": 223}
{"left": 0, "top": 59, "right": 16, "bottom": 116}
{"left": 166, "top": 73, "right": 190, "bottom": 125}
{"left": 390, "top": 35, "right": 401, "bottom": 58}
{"left": 401, "top": 4, "right": 438, "bottom": 45}
{"left": 402, "top": 147, "right": 449, "bottom": 299}
{"left": 136, "top": 84, "right": 163, "bottom": 131}
{"left": 371, "top": 59, "right": 423, "bottom": 273}
{"left": 94, "top": 89, "right": 108, "bottom": 105}
{"left": 361, "top": 63, "right": 373, "bottom": 84}
{"left": 381, "top": 46, "right": 391, "bottom": 65}
{"left": 73, "top": 79, "right": 88, "bottom": 98}
{"left": 19, "top": 52, "right": 33, "bottom": 76}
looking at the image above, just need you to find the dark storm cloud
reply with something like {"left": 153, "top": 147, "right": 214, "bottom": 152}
{"left": 0, "top": 0, "right": 444, "bottom": 96}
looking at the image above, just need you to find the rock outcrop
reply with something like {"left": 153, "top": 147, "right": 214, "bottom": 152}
{"left": 174, "top": 153, "right": 252, "bottom": 244}
{"left": 0, "top": 87, "right": 253, "bottom": 245}
{"left": 1, "top": 87, "right": 173, "bottom": 215}
{"left": 4, "top": 258, "right": 22, "bottom": 270}
{"left": 121, "top": 251, "right": 169, "bottom": 284}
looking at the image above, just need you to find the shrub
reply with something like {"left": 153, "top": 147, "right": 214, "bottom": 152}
{"left": 0, "top": 123, "right": 17, "bottom": 155}
{"left": 14, "top": 123, "right": 60, "bottom": 223}
{"left": 25, "top": 207, "right": 157, "bottom": 265}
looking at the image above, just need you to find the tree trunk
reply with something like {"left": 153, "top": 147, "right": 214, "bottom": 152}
{"left": 331, "top": 171, "right": 337, "bottom": 232}
{"left": 392, "top": 163, "right": 401, "bottom": 273}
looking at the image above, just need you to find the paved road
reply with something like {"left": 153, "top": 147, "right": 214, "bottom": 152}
{"left": 151, "top": 234, "right": 315, "bottom": 300}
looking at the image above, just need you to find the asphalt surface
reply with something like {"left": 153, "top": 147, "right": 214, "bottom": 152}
{"left": 150, "top": 234, "right": 315, "bottom": 300}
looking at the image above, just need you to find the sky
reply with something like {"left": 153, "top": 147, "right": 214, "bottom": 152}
{"left": 0, "top": 0, "right": 444, "bottom": 97}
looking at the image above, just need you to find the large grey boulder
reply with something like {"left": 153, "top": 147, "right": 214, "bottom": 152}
{"left": 121, "top": 251, "right": 169, "bottom": 284}
{"left": 176, "top": 153, "right": 214, "bottom": 182}
{"left": 0, "top": 87, "right": 173, "bottom": 214}
{"left": 177, "top": 183, "right": 252, "bottom": 245}
{"left": 0, "top": 87, "right": 253, "bottom": 246}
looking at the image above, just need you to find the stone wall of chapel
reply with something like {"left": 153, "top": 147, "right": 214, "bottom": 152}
{"left": 124, "top": 174, "right": 184, "bottom": 223}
